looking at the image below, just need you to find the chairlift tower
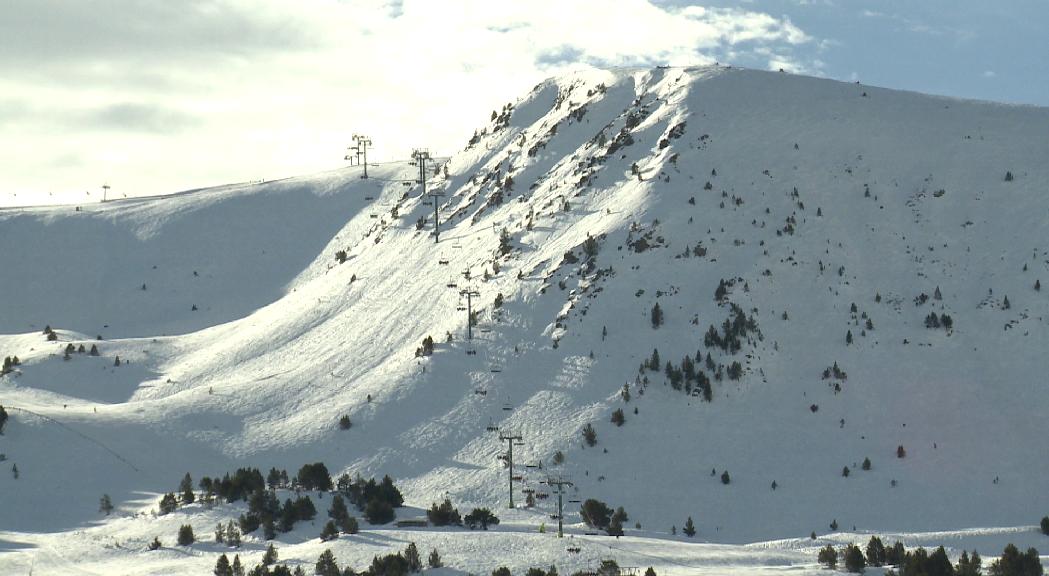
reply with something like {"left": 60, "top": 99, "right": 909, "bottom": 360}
{"left": 346, "top": 134, "right": 372, "bottom": 178}
{"left": 545, "top": 475, "right": 574, "bottom": 538}
{"left": 460, "top": 287, "right": 480, "bottom": 340}
{"left": 412, "top": 149, "right": 444, "bottom": 242}
{"left": 498, "top": 429, "right": 524, "bottom": 508}
{"left": 102, "top": 184, "right": 110, "bottom": 203}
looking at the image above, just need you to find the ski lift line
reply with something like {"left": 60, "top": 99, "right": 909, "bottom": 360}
{"left": 5, "top": 406, "right": 142, "bottom": 474}
{"left": 595, "top": 538, "right": 709, "bottom": 570}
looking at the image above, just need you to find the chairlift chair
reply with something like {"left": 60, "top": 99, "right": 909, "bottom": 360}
{"left": 438, "top": 254, "right": 450, "bottom": 265}
{"left": 502, "top": 403, "right": 513, "bottom": 411}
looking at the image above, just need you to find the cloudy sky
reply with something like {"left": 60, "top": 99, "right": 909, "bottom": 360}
{"left": 2, "top": 0, "right": 1047, "bottom": 206}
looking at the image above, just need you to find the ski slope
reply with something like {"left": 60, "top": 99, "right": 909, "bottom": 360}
{"left": 2, "top": 65, "right": 1048, "bottom": 574}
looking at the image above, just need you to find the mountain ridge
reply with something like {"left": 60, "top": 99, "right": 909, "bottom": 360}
{"left": 1, "top": 65, "right": 1048, "bottom": 572}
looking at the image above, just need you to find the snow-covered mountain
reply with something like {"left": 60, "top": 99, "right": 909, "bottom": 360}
{"left": 2, "top": 65, "right": 1048, "bottom": 575}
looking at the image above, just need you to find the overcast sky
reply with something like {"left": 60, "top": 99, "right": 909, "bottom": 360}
{"left": 2, "top": 0, "right": 1046, "bottom": 206}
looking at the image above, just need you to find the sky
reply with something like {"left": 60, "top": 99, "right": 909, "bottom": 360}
{"left": 1, "top": 0, "right": 1047, "bottom": 206}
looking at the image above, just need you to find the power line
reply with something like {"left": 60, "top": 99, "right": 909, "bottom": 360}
{"left": 6, "top": 406, "right": 140, "bottom": 473}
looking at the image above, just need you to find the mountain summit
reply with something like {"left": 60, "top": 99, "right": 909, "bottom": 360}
{"left": 2, "top": 66, "right": 1048, "bottom": 572}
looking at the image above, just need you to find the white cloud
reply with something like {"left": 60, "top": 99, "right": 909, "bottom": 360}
{"left": 0, "top": 0, "right": 818, "bottom": 204}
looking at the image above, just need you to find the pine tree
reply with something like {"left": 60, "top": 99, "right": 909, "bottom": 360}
{"left": 866, "top": 536, "right": 886, "bottom": 567}
{"left": 844, "top": 543, "right": 866, "bottom": 573}
{"left": 427, "top": 498, "right": 462, "bottom": 526}
{"left": 885, "top": 541, "right": 906, "bottom": 566}
{"left": 148, "top": 536, "right": 162, "bottom": 551}
{"left": 818, "top": 545, "right": 838, "bottom": 568}
{"left": 582, "top": 423, "right": 597, "bottom": 447}
{"left": 683, "top": 516, "right": 696, "bottom": 537}
{"left": 428, "top": 549, "right": 443, "bottom": 568}
{"left": 320, "top": 520, "right": 339, "bottom": 541}
{"left": 329, "top": 494, "right": 350, "bottom": 524}
{"left": 958, "top": 550, "right": 983, "bottom": 576}
{"left": 339, "top": 515, "right": 359, "bottom": 535}
{"left": 580, "top": 499, "right": 613, "bottom": 529}
{"left": 862, "top": 457, "right": 871, "bottom": 471}
{"left": 649, "top": 348, "right": 660, "bottom": 370}
{"left": 404, "top": 542, "right": 422, "bottom": 572}
{"left": 226, "top": 521, "right": 241, "bottom": 547}
{"left": 610, "top": 408, "right": 625, "bottom": 426}
{"left": 842, "top": 466, "right": 851, "bottom": 477}
{"left": 180, "top": 472, "right": 195, "bottom": 504}
{"left": 651, "top": 302, "right": 663, "bottom": 328}
{"left": 721, "top": 470, "right": 731, "bottom": 485}
{"left": 177, "top": 524, "right": 195, "bottom": 546}
{"left": 645, "top": 569, "right": 657, "bottom": 576}
{"left": 338, "top": 415, "right": 352, "bottom": 430}
{"left": 158, "top": 492, "right": 178, "bottom": 515}
{"left": 232, "top": 555, "right": 244, "bottom": 576}
{"left": 214, "top": 523, "right": 225, "bottom": 544}
{"left": 1042, "top": 516, "right": 1049, "bottom": 535}
{"left": 1003, "top": 295, "right": 1011, "bottom": 309}
{"left": 464, "top": 507, "right": 500, "bottom": 530}
{"left": 846, "top": 330, "right": 853, "bottom": 345}
{"left": 364, "top": 498, "right": 395, "bottom": 524}
{"left": 214, "top": 554, "right": 232, "bottom": 576}
{"left": 263, "top": 543, "right": 278, "bottom": 565}
{"left": 99, "top": 494, "right": 114, "bottom": 515}
{"left": 315, "top": 549, "right": 340, "bottom": 576}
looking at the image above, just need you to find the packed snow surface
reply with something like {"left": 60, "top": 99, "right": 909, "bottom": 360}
{"left": 2, "top": 66, "right": 1048, "bottom": 574}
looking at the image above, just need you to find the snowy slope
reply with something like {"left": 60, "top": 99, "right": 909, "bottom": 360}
{"left": 2, "top": 65, "right": 1049, "bottom": 573}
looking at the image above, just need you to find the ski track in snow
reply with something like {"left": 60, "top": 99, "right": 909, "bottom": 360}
{"left": 2, "top": 65, "right": 1049, "bottom": 574}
